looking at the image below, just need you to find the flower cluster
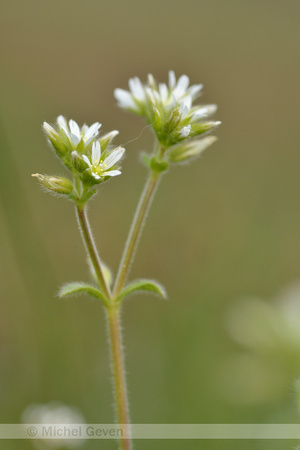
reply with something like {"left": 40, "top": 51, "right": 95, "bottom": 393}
{"left": 34, "top": 116, "right": 125, "bottom": 200}
{"left": 114, "top": 71, "right": 220, "bottom": 159}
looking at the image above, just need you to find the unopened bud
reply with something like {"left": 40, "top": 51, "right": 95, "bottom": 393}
{"left": 43, "top": 121, "right": 69, "bottom": 158}
{"left": 71, "top": 151, "right": 88, "bottom": 173}
{"left": 99, "top": 130, "right": 119, "bottom": 152}
{"left": 32, "top": 174, "right": 74, "bottom": 195}
{"left": 190, "top": 121, "right": 221, "bottom": 138}
{"left": 168, "top": 136, "right": 217, "bottom": 163}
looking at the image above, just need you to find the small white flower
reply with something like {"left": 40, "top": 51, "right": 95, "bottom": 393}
{"left": 82, "top": 141, "right": 124, "bottom": 180}
{"left": 169, "top": 71, "right": 203, "bottom": 102}
{"left": 114, "top": 76, "right": 146, "bottom": 112}
{"left": 128, "top": 77, "right": 146, "bottom": 101}
{"left": 59, "top": 118, "right": 101, "bottom": 148}
{"left": 179, "top": 125, "right": 191, "bottom": 138}
{"left": 114, "top": 71, "right": 204, "bottom": 113}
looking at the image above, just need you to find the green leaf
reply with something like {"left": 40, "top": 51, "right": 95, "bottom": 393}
{"left": 117, "top": 279, "right": 167, "bottom": 302}
{"left": 150, "top": 156, "right": 169, "bottom": 173}
{"left": 58, "top": 282, "right": 108, "bottom": 305}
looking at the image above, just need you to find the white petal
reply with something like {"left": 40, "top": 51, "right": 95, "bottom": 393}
{"left": 82, "top": 155, "right": 92, "bottom": 167}
{"left": 179, "top": 103, "right": 189, "bottom": 119}
{"left": 57, "top": 115, "right": 67, "bottom": 129}
{"left": 85, "top": 122, "right": 101, "bottom": 141}
{"left": 192, "top": 104, "right": 217, "bottom": 121}
{"left": 69, "top": 120, "right": 81, "bottom": 139}
{"left": 92, "top": 141, "right": 101, "bottom": 165}
{"left": 69, "top": 133, "right": 81, "bottom": 146}
{"left": 129, "top": 77, "right": 145, "bottom": 100}
{"left": 159, "top": 83, "right": 168, "bottom": 102}
{"left": 147, "top": 73, "right": 155, "bottom": 88}
{"left": 114, "top": 88, "right": 138, "bottom": 109}
{"left": 103, "top": 170, "right": 122, "bottom": 177}
{"left": 168, "top": 70, "right": 176, "bottom": 89}
{"left": 145, "top": 87, "right": 156, "bottom": 105}
{"left": 188, "top": 84, "right": 203, "bottom": 99}
{"left": 180, "top": 95, "right": 192, "bottom": 112}
{"left": 91, "top": 172, "right": 101, "bottom": 180}
{"left": 173, "top": 74, "right": 190, "bottom": 98}
{"left": 153, "top": 90, "right": 160, "bottom": 102}
{"left": 103, "top": 147, "right": 125, "bottom": 170}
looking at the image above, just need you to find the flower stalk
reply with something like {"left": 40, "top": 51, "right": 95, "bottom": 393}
{"left": 76, "top": 205, "right": 111, "bottom": 299}
{"left": 113, "top": 170, "right": 161, "bottom": 299}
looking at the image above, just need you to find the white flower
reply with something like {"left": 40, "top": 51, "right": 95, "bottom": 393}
{"left": 59, "top": 117, "right": 101, "bottom": 148}
{"left": 22, "top": 401, "right": 85, "bottom": 449}
{"left": 114, "top": 76, "right": 146, "bottom": 112}
{"left": 114, "top": 71, "right": 203, "bottom": 112}
{"left": 114, "top": 72, "right": 220, "bottom": 151}
{"left": 168, "top": 71, "right": 203, "bottom": 103}
{"left": 82, "top": 141, "right": 124, "bottom": 180}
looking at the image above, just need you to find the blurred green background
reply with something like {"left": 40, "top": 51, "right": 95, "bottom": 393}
{"left": 1, "top": 0, "right": 300, "bottom": 448}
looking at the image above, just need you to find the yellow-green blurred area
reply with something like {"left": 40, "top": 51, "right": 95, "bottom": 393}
{"left": 1, "top": 0, "right": 300, "bottom": 448}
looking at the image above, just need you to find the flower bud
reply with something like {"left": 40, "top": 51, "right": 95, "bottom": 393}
{"left": 71, "top": 151, "right": 88, "bottom": 173}
{"left": 168, "top": 136, "right": 217, "bottom": 163}
{"left": 43, "top": 122, "right": 69, "bottom": 158}
{"left": 98, "top": 131, "right": 119, "bottom": 152}
{"left": 190, "top": 121, "right": 221, "bottom": 138}
{"left": 32, "top": 174, "right": 74, "bottom": 195}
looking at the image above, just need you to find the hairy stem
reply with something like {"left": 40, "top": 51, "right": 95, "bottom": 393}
{"left": 113, "top": 171, "right": 160, "bottom": 298}
{"left": 76, "top": 205, "right": 111, "bottom": 299}
{"left": 77, "top": 205, "right": 132, "bottom": 448}
{"left": 107, "top": 305, "right": 132, "bottom": 450}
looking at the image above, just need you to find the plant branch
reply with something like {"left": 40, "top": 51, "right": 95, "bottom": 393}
{"left": 113, "top": 170, "right": 160, "bottom": 298}
{"left": 76, "top": 205, "right": 111, "bottom": 299}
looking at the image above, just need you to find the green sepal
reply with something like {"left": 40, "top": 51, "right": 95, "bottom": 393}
{"left": 190, "top": 121, "right": 219, "bottom": 137}
{"left": 116, "top": 279, "right": 167, "bottom": 303}
{"left": 150, "top": 157, "right": 169, "bottom": 173}
{"left": 58, "top": 282, "right": 108, "bottom": 305}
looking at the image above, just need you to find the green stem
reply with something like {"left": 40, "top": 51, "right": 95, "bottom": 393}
{"left": 76, "top": 205, "right": 111, "bottom": 299}
{"left": 77, "top": 204, "right": 132, "bottom": 449}
{"left": 107, "top": 304, "right": 132, "bottom": 450}
{"left": 113, "top": 171, "right": 160, "bottom": 299}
